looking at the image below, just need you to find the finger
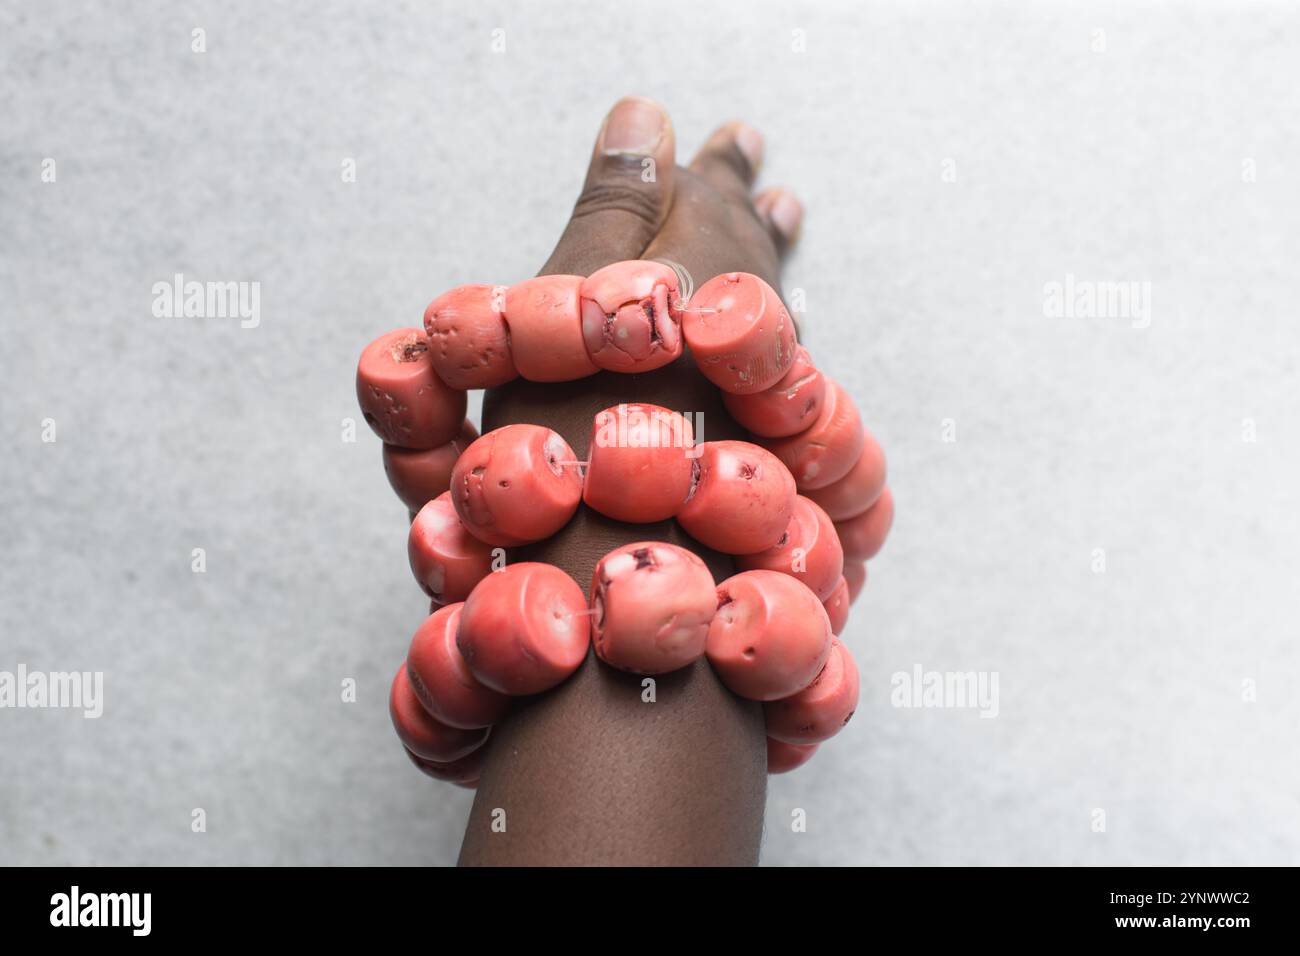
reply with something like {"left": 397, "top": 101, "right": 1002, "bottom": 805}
{"left": 541, "top": 97, "right": 676, "bottom": 277}
{"left": 688, "top": 121, "right": 763, "bottom": 198}
{"left": 753, "top": 187, "right": 804, "bottom": 260}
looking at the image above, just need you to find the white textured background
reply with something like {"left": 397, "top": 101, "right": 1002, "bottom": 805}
{"left": 2, "top": 0, "right": 1297, "bottom": 866}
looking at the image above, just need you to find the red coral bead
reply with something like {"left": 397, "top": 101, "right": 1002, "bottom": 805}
{"left": 822, "top": 575, "right": 850, "bottom": 635}
{"left": 676, "top": 441, "right": 796, "bottom": 554}
{"left": 761, "top": 379, "right": 863, "bottom": 490}
{"left": 389, "top": 664, "right": 489, "bottom": 763}
{"left": 583, "top": 404, "right": 696, "bottom": 523}
{"left": 408, "top": 492, "right": 496, "bottom": 605}
{"left": 589, "top": 541, "right": 716, "bottom": 674}
{"left": 804, "top": 427, "right": 886, "bottom": 521}
{"left": 356, "top": 328, "right": 467, "bottom": 449}
{"left": 836, "top": 486, "right": 894, "bottom": 562}
{"left": 722, "top": 345, "right": 825, "bottom": 438}
{"left": 450, "top": 424, "right": 583, "bottom": 547}
{"left": 764, "top": 638, "right": 860, "bottom": 744}
{"left": 502, "top": 275, "right": 600, "bottom": 382}
{"left": 423, "top": 283, "right": 518, "bottom": 389}
{"left": 706, "top": 570, "right": 832, "bottom": 701}
{"left": 766, "top": 738, "right": 818, "bottom": 774}
{"left": 382, "top": 420, "right": 479, "bottom": 511}
{"left": 736, "top": 495, "right": 844, "bottom": 601}
{"left": 684, "top": 272, "right": 797, "bottom": 394}
{"left": 579, "top": 260, "right": 683, "bottom": 372}
{"left": 406, "top": 603, "right": 510, "bottom": 729}
{"left": 456, "top": 563, "right": 590, "bottom": 695}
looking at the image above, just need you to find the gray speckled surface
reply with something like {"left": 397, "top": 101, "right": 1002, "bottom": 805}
{"left": 2, "top": 0, "right": 1298, "bottom": 866}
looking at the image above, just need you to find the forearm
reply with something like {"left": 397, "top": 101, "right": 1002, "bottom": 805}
{"left": 457, "top": 365, "right": 767, "bottom": 865}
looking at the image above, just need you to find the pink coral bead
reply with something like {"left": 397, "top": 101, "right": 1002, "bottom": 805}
{"left": 502, "top": 275, "right": 600, "bottom": 382}
{"left": 762, "top": 379, "right": 864, "bottom": 490}
{"left": 408, "top": 492, "right": 496, "bottom": 605}
{"left": 822, "top": 575, "right": 850, "bottom": 635}
{"left": 804, "top": 428, "right": 887, "bottom": 521}
{"left": 676, "top": 441, "right": 796, "bottom": 554}
{"left": 579, "top": 260, "right": 683, "bottom": 372}
{"left": 456, "top": 563, "right": 590, "bottom": 695}
{"left": 450, "top": 424, "right": 583, "bottom": 547}
{"left": 356, "top": 328, "right": 468, "bottom": 449}
{"left": 406, "top": 603, "right": 510, "bottom": 729}
{"left": 844, "top": 561, "right": 867, "bottom": 603}
{"left": 389, "top": 664, "right": 489, "bottom": 763}
{"left": 589, "top": 542, "right": 717, "bottom": 674}
{"left": 684, "top": 272, "right": 797, "bottom": 394}
{"left": 583, "top": 404, "right": 696, "bottom": 523}
{"left": 382, "top": 420, "right": 479, "bottom": 511}
{"left": 836, "top": 486, "right": 894, "bottom": 561}
{"left": 736, "top": 495, "right": 844, "bottom": 601}
{"left": 705, "top": 570, "right": 832, "bottom": 701}
{"left": 423, "top": 283, "right": 518, "bottom": 389}
{"left": 766, "top": 738, "right": 818, "bottom": 774}
{"left": 722, "top": 345, "right": 825, "bottom": 438}
{"left": 404, "top": 746, "right": 484, "bottom": 788}
{"left": 765, "top": 639, "right": 860, "bottom": 744}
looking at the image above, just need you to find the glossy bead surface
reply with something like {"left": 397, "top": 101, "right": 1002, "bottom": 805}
{"left": 450, "top": 424, "right": 583, "bottom": 547}
{"left": 684, "top": 272, "right": 796, "bottom": 394}
{"left": 423, "top": 283, "right": 518, "bottom": 389}
{"left": 836, "top": 486, "right": 894, "bottom": 562}
{"left": 502, "top": 275, "right": 600, "bottom": 382}
{"left": 382, "top": 420, "right": 478, "bottom": 511}
{"left": 804, "top": 428, "right": 886, "bottom": 521}
{"left": 765, "top": 639, "right": 860, "bottom": 745}
{"left": 762, "top": 379, "right": 863, "bottom": 490}
{"left": 456, "top": 563, "right": 589, "bottom": 695}
{"left": 589, "top": 542, "right": 716, "bottom": 674}
{"left": 766, "top": 737, "right": 818, "bottom": 774}
{"left": 356, "top": 328, "right": 467, "bottom": 449}
{"left": 706, "top": 570, "right": 832, "bottom": 701}
{"left": 736, "top": 495, "right": 844, "bottom": 601}
{"left": 408, "top": 493, "right": 496, "bottom": 605}
{"left": 579, "top": 260, "right": 683, "bottom": 372}
{"left": 389, "top": 664, "right": 490, "bottom": 762}
{"left": 583, "top": 404, "right": 695, "bottom": 523}
{"left": 676, "top": 441, "right": 796, "bottom": 554}
{"left": 722, "top": 345, "right": 825, "bottom": 438}
{"left": 406, "top": 603, "right": 510, "bottom": 729}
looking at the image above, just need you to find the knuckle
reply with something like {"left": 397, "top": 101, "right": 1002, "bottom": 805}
{"left": 572, "top": 171, "right": 661, "bottom": 228}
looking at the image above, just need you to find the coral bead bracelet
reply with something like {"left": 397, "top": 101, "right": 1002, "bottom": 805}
{"left": 357, "top": 261, "right": 893, "bottom": 786}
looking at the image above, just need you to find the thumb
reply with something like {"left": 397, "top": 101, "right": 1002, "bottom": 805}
{"left": 540, "top": 97, "right": 676, "bottom": 276}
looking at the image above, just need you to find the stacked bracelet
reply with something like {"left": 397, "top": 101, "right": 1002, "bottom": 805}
{"left": 357, "top": 261, "right": 894, "bottom": 785}
{"left": 392, "top": 549, "right": 861, "bottom": 790}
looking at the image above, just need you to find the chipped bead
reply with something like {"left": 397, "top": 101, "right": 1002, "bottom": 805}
{"left": 356, "top": 328, "right": 467, "bottom": 449}
{"left": 589, "top": 542, "right": 716, "bottom": 674}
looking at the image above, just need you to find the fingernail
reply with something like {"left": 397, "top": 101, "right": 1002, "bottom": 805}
{"left": 770, "top": 192, "right": 804, "bottom": 240}
{"left": 733, "top": 123, "right": 764, "bottom": 171}
{"left": 601, "top": 98, "right": 666, "bottom": 155}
